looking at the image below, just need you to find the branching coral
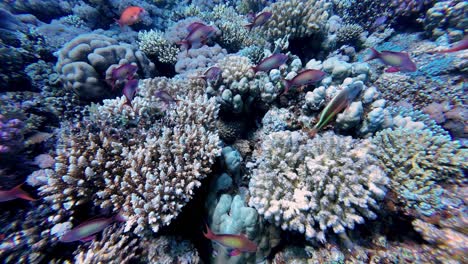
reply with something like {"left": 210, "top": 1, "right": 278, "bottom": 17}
{"left": 40, "top": 77, "right": 221, "bottom": 236}
{"left": 248, "top": 131, "right": 388, "bottom": 242}
{"left": 261, "top": 0, "right": 331, "bottom": 41}
{"left": 138, "top": 29, "right": 179, "bottom": 64}
{"left": 371, "top": 128, "right": 467, "bottom": 216}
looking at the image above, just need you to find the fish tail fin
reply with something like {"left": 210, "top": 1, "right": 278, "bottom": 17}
{"left": 251, "top": 66, "right": 257, "bottom": 73}
{"left": 282, "top": 79, "right": 292, "bottom": 95}
{"left": 113, "top": 211, "right": 127, "bottom": 222}
{"left": 114, "top": 18, "right": 123, "bottom": 28}
{"left": 13, "top": 184, "right": 36, "bottom": 201}
{"left": 203, "top": 222, "right": 215, "bottom": 240}
{"left": 365, "top": 48, "right": 380, "bottom": 61}
{"left": 244, "top": 23, "right": 253, "bottom": 31}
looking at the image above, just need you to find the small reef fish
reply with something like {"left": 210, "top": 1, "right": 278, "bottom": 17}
{"left": 309, "top": 82, "right": 363, "bottom": 137}
{"left": 433, "top": 36, "right": 468, "bottom": 53}
{"left": 115, "top": 6, "right": 145, "bottom": 27}
{"left": 123, "top": 79, "right": 139, "bottom": 107}
{"left": 365, "top": 48, "right": 417, "bottom": 72}
{"left": 0, "top": 184, "right": 36, "bottom": 202}
{"left": 25, "top": 132, "right": 52, "bottom": 146}
{"left": 282, "top": 69, "right": 326, "bottom": 94}
{"left": 252, "top": 53, "right": 288, "bottom": 73}
{"left": 60, "top": 213, "right": 126, "bottom": 243}
{"left": 203, "top": 224, "right": 257, "bottom": 257}
{"left": 371, "top": 16, "right": 388, "bottom": 30}
{"left": 108, "top": 64, "right": 138, "bottom": 90}
{"left": 187, "top": 21, "right": 207, "bottom": 32}
{"left": 178, "top": 25, "right": 217, "bottom": 51}
{"left": 201, "top": 66, "right": 222, "bottom": 82}
{"left": 155, "top": 90, "right": 178, "bottom": 107}
{"left": 245, "top": 11, "right": 272, "bottom": 31}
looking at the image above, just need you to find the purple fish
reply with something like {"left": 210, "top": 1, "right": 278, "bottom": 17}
{"left": 434, "top": 36, "right": 468, "bottom": 53}
{"left": 202, "top": 66, "right": 222, "bottom": 82}
{"left": 366, "top": 48, "right": 417, "bottom": 72}
{"left": 371, "top": 16, "right": 387, "bottom": 30}
{"left": 245, "top": 11, "right": 272, "bottom": 31}
{"left": 282, "top": 69, "right": 326, "bottom": 94}
{"left": 108, "top": 64, "right": 138, "bottom": 90}
{"left": 252, "top": 53, "right": 288, "bottom": 73}
{"left": 0, "top": 184, "right": 36, "bottom": 203}
{"left": 178, "top": 25, "right": 217, "bottom": 51}
{"left": 187, "top": 22, "right": 206, "bottom": 32}
{"left": 59, "top": 213, "right": 126, "bottom": 243}
{"left": 123, "top": 79, "right": 139, "bottom": 107}
{"left": 155, "top": 90, "right": 178, "bottom": 107}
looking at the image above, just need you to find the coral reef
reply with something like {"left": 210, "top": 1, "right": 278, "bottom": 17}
{"left": 423, "top": 0, "right": 467, "bottom": 42}
{"left": 56, "top": 33, "right": 155, "bottom": 101}
{"left": 138, "top": 29, "right": 179, "bottom": 64}
{"left": 261, "top": 0, "right": 331, "bottom": 41}
{"left": 371, "top": 128, "right": 467, "bottom": 216}
{"left": 175, "top": 45, "right": 227, "bottom": 74}
{"left": 248, "top": 130, "right": 388, "bottom": 242}
{"left": 40, "top": 77, "right": 221, "bottom": 236}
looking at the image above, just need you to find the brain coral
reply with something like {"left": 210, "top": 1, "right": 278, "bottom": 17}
{"left": 371, "top": 128, "right": 467, "bottom": 216}
{"left": 248, "top": 131, "right": 388, "bottom": 242}
{"left": 261, "top": 0, "right": 331, "bottom": 40}
{"left": 40, "top": 77, "right": 220, "bottom": 236}
{"left": 56, "top": 33, "right": 155, "bottom": 101}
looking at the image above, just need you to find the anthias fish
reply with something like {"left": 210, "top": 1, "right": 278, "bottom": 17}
{"left": 155, "top": 90, "right": 178, "bottom": 107}
{"left": 309, "top": 82, "right": 363, "bottom": 137}
{"left": 0, "top": 184, "right": 36, "bottom": 203}
{"left": 245, "top": 11, "right": 272, "bottom": 31}
{"left": 282, "top": 69, "right": 326, "bottom": 94}
{"left": 123, "top": 79, "right": 139, "bottom": 107}
{"left": 204, "top": 224, "right": 257, "bottom": 257}
{"left": 60, "top": 214, "right": 126, "bottom": 243}
{"left": 252, "top": 53, "right": 288, "bottom": 73}
{"left": 178, "top": 25, "right": 217, "bottom": 51}
{"left": 115, "top": 6, "right": 145, "bottom": 27}
{"left": 201, "top": 66, "right": 222, "bottom": 82}
{"left": 366, "top": 48, "right": 417, "bottom": 72}
{"left": 108, "top": 64, "right": 138, "bottom": 90}
{"left": 435, "top": 36, "right": 468, "bottom": 53}
{"left": 187, "top": 22, "right": 207, "bottom": 32}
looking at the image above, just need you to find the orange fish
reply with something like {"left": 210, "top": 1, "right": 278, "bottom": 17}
{"left": 203, "top": 224, "right": 257, "bottom": 257}
{"left": 115, "top": 6, "right": 145, "bottom": 27}
{"left": 0, "top": 184, "right": 36, "bottom": 203}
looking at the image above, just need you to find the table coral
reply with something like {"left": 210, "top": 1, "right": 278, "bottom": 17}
{"left": 40, "top": 77, "right": 221, "bottom": 236}
{"left": 248, "top": 130, "right": 388, "bottom": 242}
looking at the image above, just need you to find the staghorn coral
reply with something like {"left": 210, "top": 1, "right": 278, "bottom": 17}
{"left": 248, "top": 130, "right": 388, "bottom": 242}
{"left": 56, "top": 33, "right": 155, "bottom": 101}
{"left": 40, "top": 77, "right": 221, "bottom": 236}
{"left": 371, "top": 128, "right": 467, "bottom": 216}
{"left": 260, "top": 0, "right": 331, "bottom": 41}
{"left": 138, "top": 29, "right": 179, "bottom": 64}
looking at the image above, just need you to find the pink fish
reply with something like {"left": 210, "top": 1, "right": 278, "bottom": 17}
{"left": 309, "top": 82, "right": 363, "bottom": 137}
{"left": 282, "top": 69, "right": 326, "bottom": 94}
{"left": 0, "top": 184, "right": 36, "bottom": 203}
{"left": 155, "top": 90, "right": 179, "bottom": 109}
{"left": 252, "top": 53, "right": 288, "bottom": 73}
{"left": 187, "top": 22, "right": 207, "bottom": 32}
{"left": 123, "top": 79, "right": 139, "bottom": 107}
{"left": 200, "top": 66, "right": 222, "bottom": 83}
{"left": 366, "top": 48, "right": 417, "bottom": 72}
{"left": 203, "top": 224, "right": 257, "bottom": 257}
{"left": 434, "top": 36, "right": 468, "bottom": 53}
{"left": 60, "top": 213, "right": 126, "bottom": 243}
{"left": 178, "top": 25, "right": 217, "bottom": 51}
{"left": 107, "top": 64, "right": 138, "bottom": 91}
{"left": 245, "top": 11, "right": 272, "bottom": 31}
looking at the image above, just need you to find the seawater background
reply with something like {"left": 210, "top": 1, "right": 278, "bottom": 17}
{"left": 0, "top": 0, "right": 466, "bottom": 263}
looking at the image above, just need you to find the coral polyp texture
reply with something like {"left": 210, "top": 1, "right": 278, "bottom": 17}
{"left": 56, "top": 33, "right": 155, "bottom": 101}
{"left": 248, "top": 130, "right": 388, "bottom": 242}
{"left": 371, "top": 128, "right": 467, "bottom": 216}
{"left": 261, "top": 0, "right": 331, "bottom": 40}
{"left": 40, "top": 77, "right": 221, "bottom": 236}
